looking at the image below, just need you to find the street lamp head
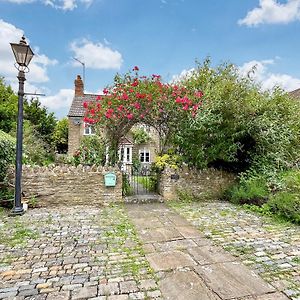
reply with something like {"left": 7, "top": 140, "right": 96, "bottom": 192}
{"left": 10, "top": 36, "right": 34, "bottom": 71}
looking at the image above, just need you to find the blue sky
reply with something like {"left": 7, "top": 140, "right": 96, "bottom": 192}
{"left": 1, "top": 0, "right": 300, "bottom": 118}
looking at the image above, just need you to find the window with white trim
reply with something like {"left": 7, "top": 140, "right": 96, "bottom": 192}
{"left": 84, "top": 122, "right": 95, "bottom": 135}
{"left": 140, "top": 149, "right": 150, "bottom": 163}
{"left": 119, "top": 146, "right": 132, "bottom": 163}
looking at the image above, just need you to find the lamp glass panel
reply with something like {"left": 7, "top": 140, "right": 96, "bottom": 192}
{"left": 11, "top": 43, "right": 34, "bottom": 67}
{"left": 25, "top": 46, "right": 34, "bottom": 66}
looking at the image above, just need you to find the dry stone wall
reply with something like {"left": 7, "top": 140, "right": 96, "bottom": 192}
{"left": 9, "top": 165, "right": 122, "bottom": 207}
{"left": 159, "top": 167, "right": 236, "bottom": 201}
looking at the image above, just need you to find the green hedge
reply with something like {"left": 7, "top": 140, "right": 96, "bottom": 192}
{"left": 0, "top": 130, "right": 15, "bottom": 182}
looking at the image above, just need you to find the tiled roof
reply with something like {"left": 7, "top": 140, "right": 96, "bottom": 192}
{"left": 68, "top": 94, "right": 98, "bottom": 117}
{"left": 289, "top": 88, "right": 300, "bottom": 99}
{"left": 120, "top": 136, "right": 133, "bottom": 145}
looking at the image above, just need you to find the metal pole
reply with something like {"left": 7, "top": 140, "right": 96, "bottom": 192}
{"left": 11, "top": 70, "right": 25, "bottom": 216}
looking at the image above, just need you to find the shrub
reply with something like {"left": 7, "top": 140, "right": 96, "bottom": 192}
{"left": 132, "top": 154, "right": 141, "bottom": 172}
{"left": 22, "top": 121, "right": 54, "bottom": 165}
{"left": 72, "top": 135, "right": 106, "bottom": 166}
{"left": 52, "top": 117, "right": 68, "bottom": 153}
{"left": 226, "top": 176, "right": 269, "bottom": 206}
{"left": 0, "top": 130, "right": 15, "bottom": 183}
{"left": 174, "top": 59, "right": 300, "bottom": 173}
{"left": 266, "top": 170, "right": 300, "bottom": 224}
{"left": 268, "top": 193, "right": 300, "bottom": 224}
{"left": 131, "top": 127, "right": 150, "bottom": 144}
{"left": 122, "top": 174, "right": 133, "bottom": 196}
{"left": 154, "top": 153, "right": 182, "bottom": 171}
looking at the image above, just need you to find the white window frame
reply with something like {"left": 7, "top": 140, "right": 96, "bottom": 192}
{"left": 83, "top": 122, "right": 95, "bottom": 135}
{"left": 139, "top": 148, "right": 150, "bottom": 163}
{"left": 118, "top": 145, "right": 132, "bottom": 164}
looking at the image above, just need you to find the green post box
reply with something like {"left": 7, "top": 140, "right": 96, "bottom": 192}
{"left": 104, "top": 172, "right": 117, "bottom": 187}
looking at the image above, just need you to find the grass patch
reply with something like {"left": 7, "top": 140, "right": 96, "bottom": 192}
{"left": 137, "top": 176, "right": 157, "bottom": 192}
{"left": 0, "top": 219, "right": 39, "bottom": 248}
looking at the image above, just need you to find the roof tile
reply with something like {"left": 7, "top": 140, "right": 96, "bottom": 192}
{"left": 68, "top": 94, "right": 98, "bottom": 117}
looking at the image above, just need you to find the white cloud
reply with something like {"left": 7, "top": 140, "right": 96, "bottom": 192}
{"left": 41, "top": 89, "right": 74, "bottom": 110}
{"left": 238, "top": 59, "right": 300, "bottom": 91}
{"left": 238, "top": 0, "right": 300, "bottom": 26}
{"left": 70, "top": 39, "right": 123, "bottom": 70}
{"left": 0, "top": 19, "right": 57, "bottom": 91}
{"left": 171, "top": 68, "right": 195, "bottom": 83}
{"left": 1, "top": 0, "right": 93, "bottom": 10}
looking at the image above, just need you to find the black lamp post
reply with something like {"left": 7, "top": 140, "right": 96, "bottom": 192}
{"left": 10, "top": 36, "right": 34, "bottom": 216}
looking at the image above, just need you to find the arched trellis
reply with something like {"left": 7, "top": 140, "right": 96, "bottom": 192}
{"left": 83, "top": 67, "right": 204, "bottom": 165}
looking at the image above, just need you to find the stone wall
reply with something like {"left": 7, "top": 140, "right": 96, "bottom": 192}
{"left": 68, "top": 118, "right": 82, "bottom": 156}
{"left": 9, "top": 165, "right": 122, "bottom": 207}
{"left": 159, "top": 167, "right": 236, "bottom": 201}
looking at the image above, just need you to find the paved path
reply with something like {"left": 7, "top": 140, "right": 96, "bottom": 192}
{"left": 126, "top": 203, "right": 289, "bottom": 300}
{"left": 170, "top": 201, "right": 300, "bottom": 299}
{"left": 0, "top": 202, "right": 298, "bottom": 299}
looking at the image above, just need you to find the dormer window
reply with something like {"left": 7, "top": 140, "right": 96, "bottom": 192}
{"left": 84, "top": 122, "right": 95, "bottom": 135}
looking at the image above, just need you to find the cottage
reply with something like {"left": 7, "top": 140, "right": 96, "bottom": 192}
{"left": 67, "top": 75, "right": 160, "bottom": 169}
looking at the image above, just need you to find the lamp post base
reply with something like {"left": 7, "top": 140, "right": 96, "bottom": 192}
{"left": 9, "top": 206, "right": 25, "bottom": 216}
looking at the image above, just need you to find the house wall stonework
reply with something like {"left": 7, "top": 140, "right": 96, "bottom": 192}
{"left": 159, "top": 167, "right": 236, "bottom": 201}
{"left": 9, "top": 165, "right": 122, "bottom": 207}
{"left": 68, "top": 118, "right": 81, "bottom": 155}
{"left": 68, "top": 119, "right": 88, "bottom": 155}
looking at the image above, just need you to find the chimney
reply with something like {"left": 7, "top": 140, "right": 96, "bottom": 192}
{"left": 74, "top": 75, "right": 84, "bottom": 96}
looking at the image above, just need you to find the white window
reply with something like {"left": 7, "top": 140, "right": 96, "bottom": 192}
{"left": 140, "top": 149, "right": 150, "bottom": 163}
{"left": 119, "top": 146, "right": 132, "bottom": 163}
{"left": 84, "top": 122, "right": 95, "bottom": 135}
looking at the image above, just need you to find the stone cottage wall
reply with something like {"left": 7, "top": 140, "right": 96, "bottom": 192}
{"left": 68, "top": 118, "right": 82, "bottom": 156}
{"left": 9, "top": 165, "right": 122, "bottom": 207}
{"left": 159, "top": 167, "right": 236, "bottom": 201}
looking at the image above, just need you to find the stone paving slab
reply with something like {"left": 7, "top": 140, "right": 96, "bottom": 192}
{"left": 126, "top": 203, "right": 286, "bottom": 300}
{"left": 137, "top": 227, "right": 182, "bottom": 243}
{"left": 169, "top": 201, "right": 300, "bottom": 300}
{"left": 146, "top": 251, "right": 197, "bottom": 271}
{"left": 195, "top": 261, "right": 275, "bottom": 299}
{"left": 187, "top": 245, "right": 237, "bottom": 265}
{"left": 242, "top": 292, "right": 290, "bottom": 300}
{"left": 159, "top": 270, "right": 220, "bottom": 300}
{"left": 153, "top": 239, "right": 198, "bottom": 252}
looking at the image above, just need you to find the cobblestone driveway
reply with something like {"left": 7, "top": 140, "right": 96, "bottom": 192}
{"left": 170, "top": 201, "right": 300, "bottom": 300}
{"left": 0, "top": 205, "right": 161, "bottom": 300}
{"left": 1, "top": 201, "right": 299, "bottom": 300}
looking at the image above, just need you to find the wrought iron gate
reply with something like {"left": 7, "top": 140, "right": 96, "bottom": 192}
{"left": 122, "top": 165, "right": 159, "bottom": 196}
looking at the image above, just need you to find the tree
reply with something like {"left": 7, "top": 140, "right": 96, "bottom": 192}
{"left": 0, "top": 77, "right": 17, "bottom": 133}
{"left": 24, "top": 98, "right": 57, "bottom": 145}
{"left": 174, "top": 59, "right": 300, "bottom": 173}
{"left": 52, "top": 117, "right": 68, "bottom": 153}
{"left": 83, "top": 67, "right": 204, "bottom": 165}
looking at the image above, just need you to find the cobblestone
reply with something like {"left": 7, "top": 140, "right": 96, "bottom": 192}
{"left": 170, "top": 200, "right": 300, "bottom": 299}
{"left": 0, "top": 205, "right": 158, "bottom": 299}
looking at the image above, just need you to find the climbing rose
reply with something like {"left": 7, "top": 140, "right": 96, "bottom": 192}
{"left": 133, "top": 66, "right": 139, "bottom": 71}
{"left": 122, "top": 93, "right": 129, "bottom": 100}
{"left": 127, "top": 113, "right": 134, "bottom": 120}
{"left": 195, "top": 91, "right": 204, "bottom": 98}
{"left": 134, "top": 102, "right": 141, "bottom": 109}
